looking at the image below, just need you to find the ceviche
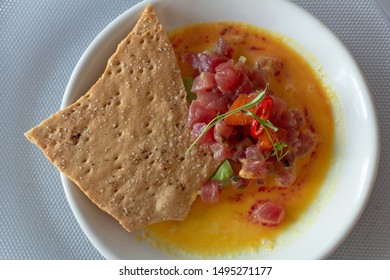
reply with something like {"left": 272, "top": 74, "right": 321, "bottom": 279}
{"left": 145, "top": 22, "right": 334, "bottom": 257}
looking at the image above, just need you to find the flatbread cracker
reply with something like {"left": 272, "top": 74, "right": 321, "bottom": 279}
{"left": 25, "top": 5, "right": 219, "bottom": 232}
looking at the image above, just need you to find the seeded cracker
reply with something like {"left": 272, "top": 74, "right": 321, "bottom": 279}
{"left": 25, "top": 5, "right": 219, "bottom": 232}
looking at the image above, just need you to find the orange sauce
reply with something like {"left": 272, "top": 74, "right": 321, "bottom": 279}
{"left": 144, "top": 22, "right": 334, "bottom": 258}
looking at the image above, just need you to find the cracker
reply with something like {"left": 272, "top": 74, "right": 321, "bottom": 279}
{"left": 25, "top": 5, "right": 219, "bottom": 232}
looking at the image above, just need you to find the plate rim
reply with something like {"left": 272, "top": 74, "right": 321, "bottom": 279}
{"left": 61, "top": 0, "right": 380, "bottom": 259}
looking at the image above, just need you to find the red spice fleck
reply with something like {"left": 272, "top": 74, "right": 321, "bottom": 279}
{"left": 171, "top": 38, "right": 183, "bottom": 49}
{"left": 250, "top": 46, "right": 265, "bottom": 51}
{"left": 228, "top": 193, "right": 244, "bottom": 202}
{"left": 220, "top": 26, "right": 232, "bottom": 35}
{"left": 304, "top": 107, "right": 309, "bottom": 117}
{"left": 233, "top": 193, "right": 244, "bottom": 202}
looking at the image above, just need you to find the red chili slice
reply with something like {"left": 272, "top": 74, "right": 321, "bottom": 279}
{"left": 250, "top": 96, "right": 273, "bottom": 138}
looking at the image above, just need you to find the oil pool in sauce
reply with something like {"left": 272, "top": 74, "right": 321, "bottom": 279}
{"left": 144, "top": 22, "right": 335, "bottom": 258}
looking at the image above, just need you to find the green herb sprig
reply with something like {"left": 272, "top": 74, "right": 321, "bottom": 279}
{"left": 240, "top": 110, "right": 289, "bottom": 161}
{"left": 185, "top": 85, "right": 269, "bottom": 156}
{"left": 185, "top": 84, "right": 289, "bottom": 161}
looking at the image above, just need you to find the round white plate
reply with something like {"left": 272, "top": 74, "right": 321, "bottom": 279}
{"left": 61, "top": 0, "right": 379, "bottom": 259}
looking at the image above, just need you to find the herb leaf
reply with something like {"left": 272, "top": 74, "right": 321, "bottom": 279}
{"left": 185, "top": 84, "right": 269, "bottom": 156}
{"left": 183, "top": 77, "right": 197, "bottom": 104}
{"left": 211, "top": 160, "right": 234, "bottom": 184}
{"left": 271, "top": 140, "right": 289, "bottom": 160}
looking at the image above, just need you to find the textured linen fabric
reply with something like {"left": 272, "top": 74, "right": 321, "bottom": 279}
{"left": 1, "top": 0, "right": 389, "bottom": 259}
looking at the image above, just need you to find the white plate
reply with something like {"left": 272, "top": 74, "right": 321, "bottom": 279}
{"left": 61, "top": 0, "right": 380, "bottom": 259}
